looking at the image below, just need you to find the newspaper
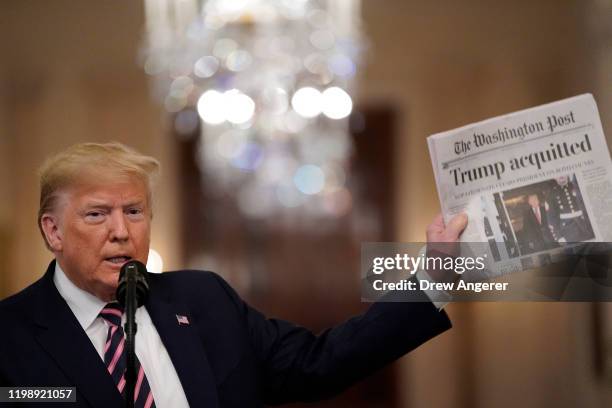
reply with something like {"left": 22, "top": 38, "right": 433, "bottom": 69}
{"left": 428, "top": 94, "right": 612, "bottom": 279}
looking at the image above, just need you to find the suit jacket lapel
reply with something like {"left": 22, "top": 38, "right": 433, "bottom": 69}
{"left": 32, "top": 261, "right": 123, "bottom": 408}
{"left": 145, "top": 278, "right": 219, "bottom": 408}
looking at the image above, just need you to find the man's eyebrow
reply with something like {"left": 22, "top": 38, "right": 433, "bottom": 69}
{"left": 83, "top": 201, "right": 112, "bottom": 209}
{"left": 123, "top": 199, "right": 146, "bottom": 208}
{"left": 123, "top": 200, "right": 149, "bottom": 213}
{"left": 82, "top": 199, "right": 146, "bottom": 209}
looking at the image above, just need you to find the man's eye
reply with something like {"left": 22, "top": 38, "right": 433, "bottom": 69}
{"left": 127, "top": 208, "right": 144, "bottom": 216}
{"left": 85, "top": 211, "right": 104, "bottom": 220}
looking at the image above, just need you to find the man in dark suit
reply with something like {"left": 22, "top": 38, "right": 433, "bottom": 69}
{"left": 518, "top": 193, "right": 557, "bottom": 254}
{"left": 0, "top": 142, "right": 466, "bottom": 407}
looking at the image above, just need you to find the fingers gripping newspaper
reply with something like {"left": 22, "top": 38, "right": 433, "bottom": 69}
{"left": 428, "top": 94, "right": 612, "bottom": 281}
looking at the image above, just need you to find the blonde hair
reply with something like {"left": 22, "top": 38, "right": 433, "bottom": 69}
{"left": 37, "top": 142, "right": 160, "bottom": 249}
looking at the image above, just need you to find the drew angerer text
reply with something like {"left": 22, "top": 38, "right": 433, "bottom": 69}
{"left": 372, "top": 279, "right": 509, "bottom": 293}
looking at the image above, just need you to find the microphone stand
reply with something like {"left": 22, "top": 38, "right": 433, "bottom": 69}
{"left": 123, "top": 270, "right": 138, "bottom": 408}
{"left": 117, "top": 260, "right": 149, "bottom": 408}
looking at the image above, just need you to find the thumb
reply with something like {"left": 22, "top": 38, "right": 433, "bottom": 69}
{"left": 447, "top": 213, "right": 468, "bottom": 239}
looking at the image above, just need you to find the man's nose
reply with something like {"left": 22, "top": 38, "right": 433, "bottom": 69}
{"left": 108, "top": 211, "right": 129, "bottom": 242}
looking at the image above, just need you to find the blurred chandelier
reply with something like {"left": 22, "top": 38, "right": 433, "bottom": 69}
{"left": 142, "top": 0, "right": 363, "bottom": 219}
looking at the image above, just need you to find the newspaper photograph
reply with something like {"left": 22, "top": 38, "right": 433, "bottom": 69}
{"left": 428, "top": 94, "right": 612, "bottom": 280}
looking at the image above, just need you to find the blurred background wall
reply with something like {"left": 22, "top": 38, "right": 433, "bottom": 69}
{"left": 0, "top": 1, "right": 610, "bottom": 407}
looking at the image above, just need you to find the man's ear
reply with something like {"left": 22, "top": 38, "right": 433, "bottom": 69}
{"left": 41, "top": 213, "right": 63, "bottom": 252}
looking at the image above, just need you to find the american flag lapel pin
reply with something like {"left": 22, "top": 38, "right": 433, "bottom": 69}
{"left": 176, "top": 314, "right": 190, "bottom": 326}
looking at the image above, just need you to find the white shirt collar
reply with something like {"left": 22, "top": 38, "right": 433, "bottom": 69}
{"left": 53, "top": 261, "right": 107, "bottom": 331}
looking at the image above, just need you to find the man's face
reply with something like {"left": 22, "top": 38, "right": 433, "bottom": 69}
{"left": 528, "top": 194, "right": 539, "bottom": 207}
{"left": 556, "top": 176, "right": 569, "bottom": 186}
{"left": 47, "top": 176, "right": 151, "bottom": 301}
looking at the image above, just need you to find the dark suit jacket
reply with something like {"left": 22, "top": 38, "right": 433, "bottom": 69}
{"left": 519, "top": 203, "right": 556, "bottom": 254}
{"left": 0, "top": 261, "right": 451, "bottom": 407}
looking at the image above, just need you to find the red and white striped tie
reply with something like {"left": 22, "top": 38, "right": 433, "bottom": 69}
{"left": 534, "top": 206, "right": 542, "bottom": 224}
{"left": 99, "top": 302, "right": 156, "bottom": 408}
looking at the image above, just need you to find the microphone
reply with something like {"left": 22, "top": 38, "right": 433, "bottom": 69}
{"left": 116, "top": 260, "right": 150, "bottom": 308}
{"left": 115, "top": 260, "right": 149, "bottom": 408}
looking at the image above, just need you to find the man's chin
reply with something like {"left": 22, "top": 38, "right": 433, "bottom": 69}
{"left": 95, "top": 270, "right": 121, "bottom": 301}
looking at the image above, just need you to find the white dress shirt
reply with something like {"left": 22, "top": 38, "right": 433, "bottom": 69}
{"left": 53, "top": 263, "right": 190, "bottom": 408}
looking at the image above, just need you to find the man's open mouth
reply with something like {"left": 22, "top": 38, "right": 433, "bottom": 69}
{"left": 105, "top": 256, "right": 132, "bottom": 264}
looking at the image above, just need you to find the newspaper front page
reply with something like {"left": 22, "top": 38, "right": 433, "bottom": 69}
{"left": 428, "top": 94, "right": 612, "bottom": 280}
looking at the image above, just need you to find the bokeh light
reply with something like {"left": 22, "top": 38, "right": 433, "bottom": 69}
{"left": 321, "top": 87, "right": 352, "bottom": 119}
{"left": 224, "top": 90, "right": 255, "bottom": 124}
{"left": 293, "top": 164, "right": 325, "bottom": 195}
{"left": 291, "top": 87, "right": 322, "bottom": 118}
{"left": 197, "top": 90, "right": 226, "bottom": 124}
{"left": 197, "top": 89, "right": 255, "bottom": 125}
{"left": 147, "top": 248, "right": 164, "bottom": 273}
{"left": 174, "top": 110, "right": 200, "bottom": 136}
{"left": 194, "top": 56, "right": 220, "bottom": 78}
